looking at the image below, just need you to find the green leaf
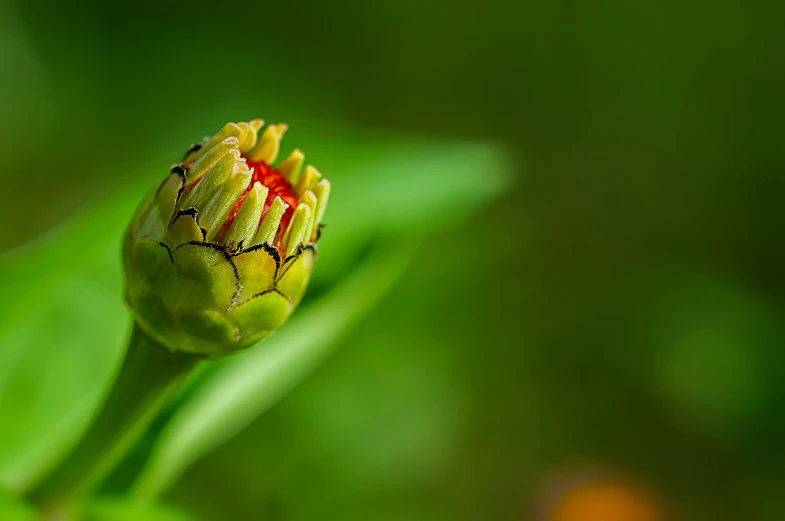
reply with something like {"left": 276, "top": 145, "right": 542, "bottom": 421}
{"left": 74, "top": 497, "right": 197, "bottom": 521}
{"left": 0, "top": 127, "right": 512, "bottom": 493}
{"left": 0, "top": 157, "right": 155, "bottom": 490}
{"left": 312, "top": 138, "right": 512, "bottom": 283}
{"left": 0, "top": 487, "right": 37, "bottom": 521}
{"left": 0, "top": 234, "right": 133, "bottom": 491}
{"left": 131, "top": 239, "right": 421, "bottom": 500}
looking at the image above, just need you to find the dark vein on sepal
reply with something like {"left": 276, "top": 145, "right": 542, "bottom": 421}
{"left": 156, "top": 241, "right": 174, "bottom": 264}
{"left": 241, "top": 287, "right": 290, "bottom": 305}
{"left": 183, "top": 143, "right": 202, "bottom": 162}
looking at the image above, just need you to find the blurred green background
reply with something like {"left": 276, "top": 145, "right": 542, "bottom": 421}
{"left": 1, "top": 0, "right": 784, "bottom": 519}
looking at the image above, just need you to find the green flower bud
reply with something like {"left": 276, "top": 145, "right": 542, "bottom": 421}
{"left": 124, "top": 120, "right": 330, "bottom": 357}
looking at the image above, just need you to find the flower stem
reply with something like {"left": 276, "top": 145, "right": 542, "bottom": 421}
{"left": 28, "top": 323, "right": 198, "bottom": 510}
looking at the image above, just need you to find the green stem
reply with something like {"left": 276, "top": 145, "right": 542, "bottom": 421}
{"left": 28, "top": 323, "right": 198, "bottom": 510}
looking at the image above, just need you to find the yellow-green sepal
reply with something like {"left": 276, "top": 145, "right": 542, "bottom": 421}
{"left": 276, "top": 245, "right": 316, "bottom": 306}
{"left": 167, "top": 209, "right": 206, "bottom": 247}
{"left": 133, "top": 294, "right": 177, "bottom": 349}
{"left": 228, "top": 289, "right": 292, "bottom": 345}
{"left": 130, "top": 239, "right": 175, "bottom": 287}
{"left": 163, "top": 243, "right": 239, "bottom": 312}
{"left": 232, "top": 244, "right": 279, "bottom": 301}
{"left": 136, "top": 168, "right": 185, "bottom": 239}
{"left": 175, "top": 310, "right": 240, "bottom": 357}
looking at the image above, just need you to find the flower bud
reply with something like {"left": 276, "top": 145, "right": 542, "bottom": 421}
{"left": 123, "top": 120, "right": 329, "bottom": 357}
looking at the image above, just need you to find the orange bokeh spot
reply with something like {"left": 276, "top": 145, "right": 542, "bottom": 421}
{"left": 550, "top": 481, "right": 661, "bottom": 521}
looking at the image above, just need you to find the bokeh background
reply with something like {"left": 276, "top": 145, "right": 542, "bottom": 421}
{"left": 2, "top": 0, "right": 784, "bottom": 519}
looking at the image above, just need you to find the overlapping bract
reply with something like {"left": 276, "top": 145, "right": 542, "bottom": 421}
{"left": 123, "top": 120, "right": 329, "bottom": 357}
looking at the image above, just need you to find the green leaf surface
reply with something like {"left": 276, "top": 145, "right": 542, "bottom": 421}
{"left": 0, "top": 487, "right": 37, "bottom": 521}
{"left": 0, "top": 125, "right": 512, "bottom": 493}
{"left": 75, "top": 497, "right": 197, "bottom": 521}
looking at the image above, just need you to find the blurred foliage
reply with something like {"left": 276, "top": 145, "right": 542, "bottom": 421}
{"left": 76, "top": 497, "right": 197, "bottom": 521}
{"left": 0, "top": 127, "right": 508, "bottom": 490}
{"left": 0, "top": 486, "right": 37, "bottom": 521}
{"left": 1, "top": 0, "right": 784, "bottom": 519}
